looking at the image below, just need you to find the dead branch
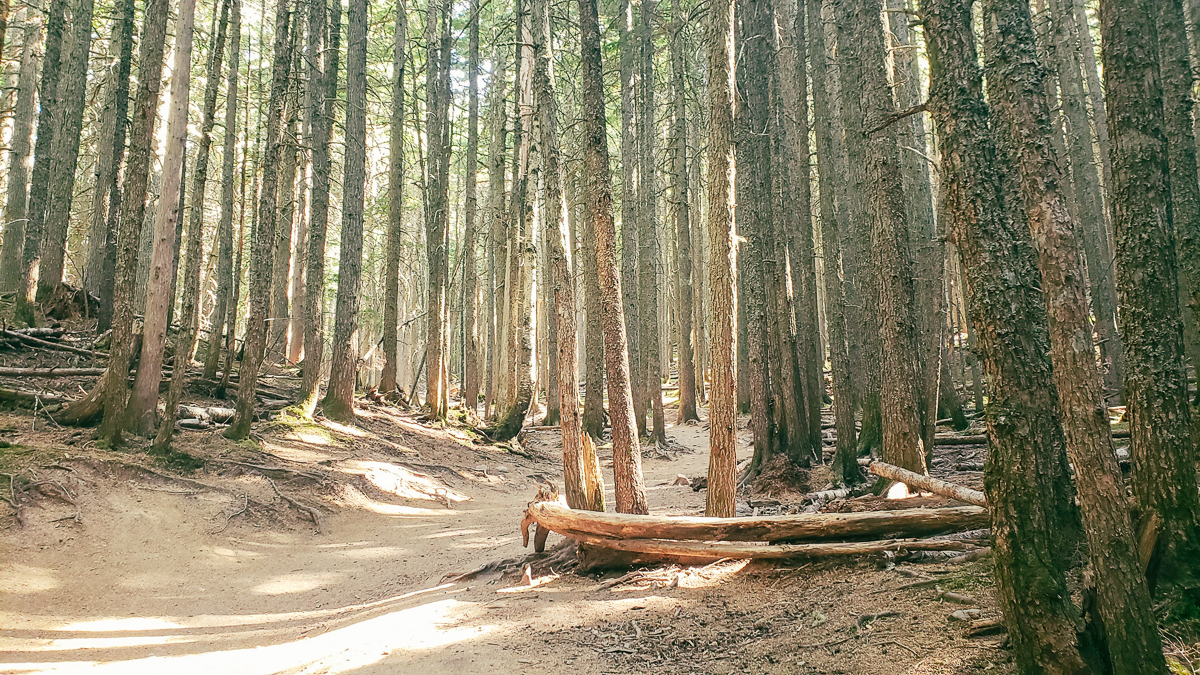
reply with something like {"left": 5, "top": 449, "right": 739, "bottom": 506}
{"left": 865, "top": 460, "right": 988, "bottom": 506}
{"left": 2, "top": 329, "right": 108, "bottom": 358}
{"left": 867, "top": 101, "right": 927, "bottom": 135}
{"left": 0, "top": 366, "right": 107, "bottom": 377}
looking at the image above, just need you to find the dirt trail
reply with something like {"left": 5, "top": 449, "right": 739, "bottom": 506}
{"left": 0, "top": 406, "right": 1005, "bottom": 674}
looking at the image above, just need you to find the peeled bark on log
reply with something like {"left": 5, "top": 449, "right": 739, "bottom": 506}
{"left": 555, "top": 531, "right": 979, "bottom": 563}
{"left": 865, "top": 460, "right": 988, "bottom": 506}
{"left": 523, "top": 501, "right": 989, "bottom": 543}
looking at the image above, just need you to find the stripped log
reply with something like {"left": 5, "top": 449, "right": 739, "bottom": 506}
{"left": 523, "top": 501, "right": 990, "bottom": 544}
{"left": 865, "top": 460, "right": 988, "bottom": 507}
{"left": 560, "top": 531, "right": 979, "bottom": 563}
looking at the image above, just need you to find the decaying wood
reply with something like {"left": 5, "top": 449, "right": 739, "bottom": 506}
{"left": 2, "top": 329, "right": 109, "bottom": 358}
{"left": 933, "top": 430, "right": 1129, "bottom": 445}
{"left": 0, "top": 366, "right": 107, "bottom": 377}
{"left": 865, "top": 460, "right": 988, "bottom": 506}
{"left": 967, "top": 617, "right": 1006, "bottom": 637}
{"left": 178, "top": 405, "right": 237, "bottom": 423}
{"left": 0, "top": 387, "right": 70, "bottom": 405}
{"left": 523, "top": 501, "right": 990, "bottom": 544}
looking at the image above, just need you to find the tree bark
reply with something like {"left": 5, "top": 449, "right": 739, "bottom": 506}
{"left": 1101, "top": 0, "right": 1200, "bottom": 600}
{"left": 423, "top": 0, "right": 451, "bottom": 420}
{"left": 982, "top": 0, "right": 1168, "bottom": 669}
{"left": 923, "top": 2, "right": 1090, "bottom": 669}
{"left": 0, "top": 21, "right": 40, "bottom": 295}
{"left": 669, "top": 0, "right": 696, "bottom": 424}
{"left": 456, "top": 0, "right": 480, "bottom": 414}
{"left": 637, "top": 0, "right": 665, "bottom": 447}
{"left": 618, "top": 0, "right": 644, "bottom": 438}
{"left": 125, "top": 0, "right": 198, "bottom": 436}
{"left": 225, "top": 0, "right": 293, "bottom": 439}
{"left": 705, "top": 0, "right": 736, "bottom": 518}
{"left": 379, "top": 0, "right": 407, "bottom": 395}
{"left": 578, "top": 0, "right": 647, "bottom": 514}
{"left": 13, "top": 0, "right": 66, "bottom": 326}
{"left": 482, "top": 51, "right": 507, "bottom": 420}
{"left": 319, "top": 0, "right": 368, "bottom": 423}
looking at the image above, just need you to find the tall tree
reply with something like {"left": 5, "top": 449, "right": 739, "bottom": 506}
{"left": 125, "top": 0, "right": 199, "bottom": 435}
{"left": 638, "top": 0, "right": 666, "bottom": 447}
{"left": 423, "top": 0, "right": 451, "bottom": 419}
{"left": 669, "top": 0, "right": 697, "bottom": 424}
{"left": 618, "top": 0, "right": 644, "bottom": 436}
{"left": 204, "top": 0, "right": 243, "bottom": 380}
{"left": 705, "top": 0, "right": 736, "bottom": 518}
{"left": 38, "top": 0, "right": 95, "bottom": 298}
{"left": 535, "top": 0, "right": 603, "bottom": 510}
{"left": 458, "top": 0, "right": 481, "bottom": 413}
{"left": 578, "top": 0, "right": 648, "bottom": 514}
{"left": 922, "top": 1, "right": 1090, "bottom": 669}
{"left": 13, "top": 0, "right": 66, "bottom": 326}
{"left": 298, "top": 0, "right": 342, "bottom": 417}
{"left": 379, "top": 0, "right": 407, "bottom": 396}
{"left": 0, "top": 22, "right": 40, "bottom": 294}
{"left": 1101, "top": 0, "right": 1200, "bottom": 600}
{"left": 983, "top": 0, "right": 1168, "bottom": 669}
{"left": 226, "top": 0, "right": 294, "bottom": 439}
{"left": 482, "top": 51, "right": 508, "bottom": 419}
{"left": 321, "top": 0, "right": 370, "bottom": 422}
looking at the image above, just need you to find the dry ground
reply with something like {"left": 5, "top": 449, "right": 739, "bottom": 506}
{"left": 0, "top": 394, "right": 1013, "bottom": 675}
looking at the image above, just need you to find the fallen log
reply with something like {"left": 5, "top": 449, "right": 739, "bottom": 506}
{"left": 522, "top": 501, "right": 990, "bottom": 544}
{"left": 559, "top": 531, "right": 980, "bottom": 563}
{"left": 0, "top": 387, "right": 70, "bottom": 405}
{"left": 0, "top": 367, "right": 107, "bottom": 377}
{"left": 2, "top": 330, "right": 108, "bottom": 358}
{"left": 934, "top": 429, "right": 1129, "bottom": 445}
{"left": 865, "top": 460, "right": 988, "bottom": 507}
{"left": 178, "top": 405, "right": 237, "bottom": 423}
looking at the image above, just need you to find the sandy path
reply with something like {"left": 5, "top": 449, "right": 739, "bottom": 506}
{"left": 1, "top": 412, "right": 771, "bottom": 675}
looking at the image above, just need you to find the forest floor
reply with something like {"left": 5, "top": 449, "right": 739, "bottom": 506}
{"left": 0, "top": 382, "right": 1023, "bottom": 675}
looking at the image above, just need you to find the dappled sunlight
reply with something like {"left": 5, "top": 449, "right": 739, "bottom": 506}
{"left": 251, "top": 571, "right": 343, "bottom": 595}
{"left": 319, "top": 418, "right": 371, "bottom": 438}
{"left": 337, "top": 459, "right": 470, "bottom": 503}
{"left": 0, "top": 565, "right": 60, "bottom": 594}
{"left": 426, "top": 528, "right": 484, "bottom": 539}
{"left": 1, "top": 597, "right": 493, "bottom": 674}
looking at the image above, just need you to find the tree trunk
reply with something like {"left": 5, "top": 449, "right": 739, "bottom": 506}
{"left": 319, "top": 0, "right": 368, "bottom": 423}
{"left": 204, "top": 0, "right": 242, "bottom": 381}
{"left": 379, "top": 0, "right": 407, "bottom": 395}
{"left": 809, "top": 0, "right": 858, "bottom": 484}
{"left": 581, "top": 164, "right": 606, "bottom": 438}
{"left": 483, "top": 52, "right": 507, "bottom": 419}
{"left": 637, "top": 0, "right": 665, "bottom": 447}
{"left": 982, "top": 1, "right": 1169, "bottom": 668}
{"left": 456, "top": 0, "right": 480, "bottom": 414}
{"left": 125, "top": 0, "right": 197, "bottom": 436}
{"left": 534, "top": 0, "right": 603, "bottom": 511}
{"left": 38, "top": 0, "right": 94, "bottom": 299}
{"left": 298, "top": 0, "right": 340, "bottom": 416}
{"left": 578, "top": 0, "right": 647, "bottom": 514}
{"left": 0, "top": 21, "right": 39, "bottom": 294}
{"left": 923, "top": 2, "right": 1091, "bottom": 669}
{"left": 13, "top": 0, "right": 66, "bottom": 326}
{"left": 618, "top": 0, "right": 644, "bottom": 438}
{"left": 705, "top": 0, "right": 736, "bottom": 518}
{"left": 423, "top": 0, "right": 451, "bottom": 420}
{"left": 225, "top": 0, "right": 293, "bottom": 439}
{"left": 668, "top": 0, "right": 696, "bottom": 425}
{"left": 1101, "top": 0, "right": 1200, "bottom": 601}
{"left": 269, "top": 103, "right": 298, "bottom": 362}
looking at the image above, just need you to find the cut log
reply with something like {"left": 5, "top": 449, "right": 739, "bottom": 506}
{"left": 523, "top": 501, "right": 990, "bottom": 544}
{"left": 559, "top": 531, "right": 980, "bottom": 563}
{"left": 0, "top": 367, "right": 107, "bottom": 377}
{"left": 178, "top": 405, "right": 237, "bottom": 423}
{"left": 865, "top": 460, "right": 988, "bottom": 507}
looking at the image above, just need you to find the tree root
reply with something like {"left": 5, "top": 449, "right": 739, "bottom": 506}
{"left": 267, "top": 477, "right": 324, "bottom": 533}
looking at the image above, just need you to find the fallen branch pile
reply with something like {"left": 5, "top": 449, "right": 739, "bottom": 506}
{"left": 520, "top": 497, "right": 990, "bottom": 569}
{"left": 0, "top": 328, "right": 109, "bottom": 359}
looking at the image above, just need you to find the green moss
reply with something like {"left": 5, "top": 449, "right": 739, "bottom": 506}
{"left": 262, "top": 410, "right": 339, "bottom": 445}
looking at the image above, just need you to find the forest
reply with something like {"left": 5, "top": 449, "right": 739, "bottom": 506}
{"left": 0, "top": 0, "right": 1199, "bottom": 670}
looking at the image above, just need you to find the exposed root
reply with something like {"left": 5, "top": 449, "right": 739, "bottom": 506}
{"left": 267, "top": 476, "right": 324, "bottom": 533}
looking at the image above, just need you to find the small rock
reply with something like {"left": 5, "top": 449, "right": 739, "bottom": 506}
{"left": 473, "top": 464, "right": 488, "bottom": 473}
{"left": 949, "top": 609, "right": 983, "bottom": 622}
{"left": 494, "top": 464, "right": 510, "bottom": 473}
{"left": 672, "top": 474, "right": 691, "bottom": 486}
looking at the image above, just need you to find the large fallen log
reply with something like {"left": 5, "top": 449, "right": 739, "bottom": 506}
{"left": 0, "top": 367, "right": 107, "bottom": 377}
{"left": 561, "top": 531, "right": 980, "bottom": 563}
{"left": 0, "top": 387, "right": 70, "bottom": 405}
{"left": 933, "top": 430, "right": 1129, "bottom": 445}
{"left": 522, "top": 501, "right": 989, "bottom": 544}
{"left": 2, "top": 330, "right": 108, "bottom": 358}
{"left": 865, "top": 460, "right": 988, "bottom": 507}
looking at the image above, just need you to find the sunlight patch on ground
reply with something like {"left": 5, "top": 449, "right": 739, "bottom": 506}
{"left": 337, "top": 460, "right": 470, "bottom": 503}
{"left": 251, "top": 571, "right": 343, "bottom": 596}
{"left": 0, "top": 598, "right": 490, "bottom": 674}
{"left": 425, "top": 528, "right": 484, "bottom": 539}
{"left": 319, "top": 418, "right": 370, "bottom": 438}
{"left": 0, "top": 565, "right": 60, "bottom": 594}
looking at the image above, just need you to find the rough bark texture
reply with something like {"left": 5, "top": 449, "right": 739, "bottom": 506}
{"left": 637, "top": 0, "right": 665, "bottom": 447}
{"left": 581, "top": 166, "right": 606, "bottom": 438}
{"left": 379, "top": 0, "right": 407, "bottom": 396}
{"left": 705, "top": 0, "right": 737, "bottom": 518}
{"left": 320, "top": 0, "right": 368, "bottom": 423}
{"left": 535, "top": 0, "right": 603, "bottom": 511}
{"left": 482, "top": 54, "right": 507, "bottom": 419}
{"left": 982, "top": 0, "right": 1167, "bottom": 669}
{"left": 126, "top": 0, "right": 200, "bottom": 436}
{"left": 0, "top": 22, "right": 39, "bottom": 294}
{"left": 578, "top": 0, "right": 647, "bottom": 514}
{"left": 457, "top": 0, "right": 480, "bottom": 413}
{"left": 226, "top": 0, "right": 292, "bottom": 439}
{"left": 14, "top": 0, "right": 66, "bottom": 326}
{"left": 423, "top": 0, "right": 451, "bottom": 420}
{"left": 923, "top": 1, "right": 1089, "bottom": 670}
{"left": 808, "top": 0, "right": 859, "bottom": 485}
{"left": 204, "top": 0, "right": 242, "bottom": 381}
{"left": 85, "top": 28, "right": 121, "bottom": 294}
{"left": 618, "top": 0, "right": 644, "bottom": 438}
{"left": 38, "top": 0, "right": 94, "bottom": 298}
{"left": 1101, "top": 0, "right": 1200, "bottom": 601}
{"left": 298, "top": 0, "right": 340, "bottom": 416}
{"left": 669, "top": 0, "right": 697, "bottom": 424}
